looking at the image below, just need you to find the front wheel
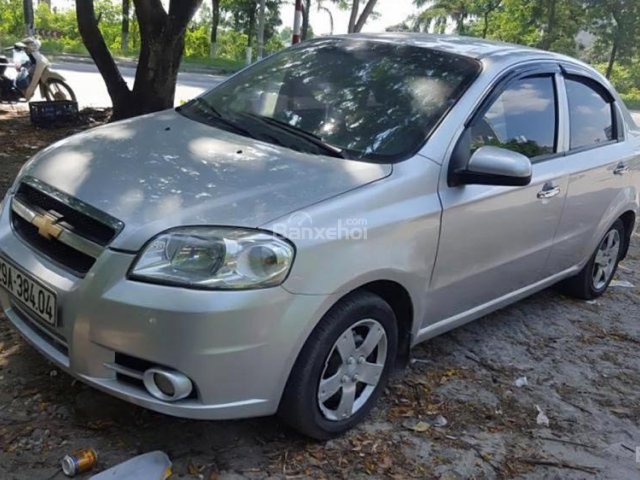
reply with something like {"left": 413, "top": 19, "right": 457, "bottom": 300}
{"left": 278, "top": 291, "right": 398, "bottom": 439}
{"left": 43, "top": 78, "right": 76, "bottom": 102}
{"left": 560, "top": 219, "right": 625, "bottom": 300}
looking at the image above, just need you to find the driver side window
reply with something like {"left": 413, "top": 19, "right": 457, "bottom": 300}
{"left": 470, "top": 75, "right": 558, "bottom": 159}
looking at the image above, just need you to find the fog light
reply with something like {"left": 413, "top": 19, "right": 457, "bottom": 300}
{"left": 154, "top": 373, "right": 175, "bottom": 397}
{"left": 143, "top": 368, "right": 192, "bottom": 402}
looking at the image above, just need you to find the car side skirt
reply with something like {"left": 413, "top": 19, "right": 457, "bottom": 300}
{"left": 414, "top": 266, "right": 580, "bottom": 345}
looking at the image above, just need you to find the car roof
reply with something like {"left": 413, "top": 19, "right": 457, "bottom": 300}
{"left": 324, "top": 32, "right": 573, "bottom": 62}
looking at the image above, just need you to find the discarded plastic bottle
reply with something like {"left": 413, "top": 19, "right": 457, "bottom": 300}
{"left": 89, "top": 451, "right": 172, "bottom": 480}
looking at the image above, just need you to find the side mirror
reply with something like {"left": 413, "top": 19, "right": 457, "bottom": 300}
{"left": 454, "top": 146, "right": 532, "bottom": 187}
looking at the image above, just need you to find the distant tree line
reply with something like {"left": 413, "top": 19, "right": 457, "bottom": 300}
{"left": 1, "top": 0, "right": 638, "bottom": 116}
{"left": 387, "top": 0, "right": 640, "bottom": 105}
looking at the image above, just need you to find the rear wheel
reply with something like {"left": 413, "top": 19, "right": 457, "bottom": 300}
{"left": 560, "top": 219, "right": 624, "bottom": 300}
{"left": 43, "top": 78, "right": 76, "bottom": 102}
{"left": 278, "top": 291, "right": 397, "bottom": 439}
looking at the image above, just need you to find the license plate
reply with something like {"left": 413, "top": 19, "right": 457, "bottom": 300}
{"left": 0, "top": 257, "right": 57, "bottom": 326}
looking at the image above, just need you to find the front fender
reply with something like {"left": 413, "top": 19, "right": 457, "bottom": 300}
{"left": 40, "top": 69, "right": 66, "bottom": 83}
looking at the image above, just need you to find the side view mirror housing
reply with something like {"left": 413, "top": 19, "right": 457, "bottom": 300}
{"left": 453, "top": 146, "right": 532, "bottom": 187}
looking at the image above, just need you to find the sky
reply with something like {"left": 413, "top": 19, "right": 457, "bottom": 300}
{"left": 50, "top": 0, "right": 420, "bottom": 35}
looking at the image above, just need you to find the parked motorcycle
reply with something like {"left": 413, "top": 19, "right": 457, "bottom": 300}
{"left": 0, "top": 37, "right": 76, "bottom": 103}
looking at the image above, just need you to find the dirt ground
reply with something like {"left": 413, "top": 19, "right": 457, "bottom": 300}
{"left": 0, "top": 106, "right": 639, "bottom": 479}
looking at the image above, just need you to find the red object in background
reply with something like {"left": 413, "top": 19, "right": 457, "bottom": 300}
{"left": 292, "top": 0, "right": 303, "bottom": 44}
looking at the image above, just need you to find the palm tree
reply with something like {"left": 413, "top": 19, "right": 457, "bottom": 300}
{"left": 413, "top": 0, "right": 473, "bottom": 34}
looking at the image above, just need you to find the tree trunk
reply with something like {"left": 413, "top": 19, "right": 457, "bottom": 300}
{"left": 244, "top": 6, "right": 255, "bottom": 64}
{"left": 133, "top": 29, "right": 184, "bottom": 114}
{"left": 77, "top": 0, "right": 202, "bottom": 120}
{"left": 76, "top": 0, "right": 133, "bottom": 119}
{"left": 541, "top": 0, "right": 556, "bottom": 50}
{"left": 319, "top": 5, "right": 334, "bottom": 35}
{"left": 605, "top": 11, "right": 623, "bottom": 80}
{"left": 456, "top": 15, "right": 465, "bottom": 34}
{"left": 210, "top": 0, "right": 220, "bottom": 58}
{"left": 348, "top": 0, "right": 360, "bottom": 33}
{"left": 121, "top": 0, "right": 130, "bottom": 52}
{"left": 256, "top": 0, "right": 266, "bottom": 59}
{"left": 132, "top": 0, "right": 201, "bottom": 114}
{"left": 481, "top": 1, "right": 502, "bottom": 39}
{"left": 353, "top": 0, "right": 377, "bottom": 33}
{"left": 605, "top": 36, "right": 618, "bottom": 79}
{"left": 301, "top": 0, "right": 311, "bottom": 40}
{"left": 482, "top": 11, "right": 489, "bottom": 38}
{"left": 23, "top": 0, "right": 34, "bottom": 36}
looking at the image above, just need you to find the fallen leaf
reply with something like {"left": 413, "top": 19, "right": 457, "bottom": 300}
{"left": 409, "top": 421, "right": 430, "bottom": 432}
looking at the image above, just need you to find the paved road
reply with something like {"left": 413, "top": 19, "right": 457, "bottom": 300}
{"left": 18, "top": 61, "right": 640, "bottom": 126}
{"left": 53, "top": 61, "right": 227, "bottom": 109}
{"left": 50, "top": 63, "right": 640, "bottom": 126}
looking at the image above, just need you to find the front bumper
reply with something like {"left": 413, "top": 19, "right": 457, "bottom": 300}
{"left": 0, "top": 201, "right": 335, "bottom": 419}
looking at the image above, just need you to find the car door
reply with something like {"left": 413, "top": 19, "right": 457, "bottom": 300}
{"left": 425, "top": 68, "right": 569, "bottom": 325}
{"left": 546, "top": 69, "right": 636, "bottom": 274}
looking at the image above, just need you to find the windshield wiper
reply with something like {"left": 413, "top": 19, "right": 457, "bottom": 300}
{"left": 239, "top": 113, "right": 347, "bottom": 159}
{"left": 185, "top": 98, "right": 256, "bottom": 137}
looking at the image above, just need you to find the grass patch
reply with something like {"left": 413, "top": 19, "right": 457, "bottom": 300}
{"left": 181, "top": 55, "right": 244, "bottom": 73}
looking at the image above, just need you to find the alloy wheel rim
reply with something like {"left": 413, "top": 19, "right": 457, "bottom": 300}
{"left": 317, "top": 319, "right": 388, "bottom": 421}
{"left": 592, "top": 229, "right": 621, "bottom": 290}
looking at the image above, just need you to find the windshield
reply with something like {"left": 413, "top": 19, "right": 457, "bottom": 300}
{"left": 179, "top": 39, "right": 480, "bottom": 162}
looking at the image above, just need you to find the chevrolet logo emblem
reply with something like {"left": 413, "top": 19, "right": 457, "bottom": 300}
{"left": 32, "top": 213, "right": 63, "bottom": 240}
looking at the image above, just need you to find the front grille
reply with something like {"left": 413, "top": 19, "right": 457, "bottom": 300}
{"left": 10, "top": 177, "right": 123, "bottom": 276}
{"left": 19, "top": 182, "right": 115, "bottom": 245}
{"left": 12, "top": 214, "right": 97, "bottom": 273}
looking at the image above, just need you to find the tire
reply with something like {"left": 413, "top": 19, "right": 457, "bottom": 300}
{"left": 560, "top": 219, "right": 625, "bottom": 300}
{"left": 278, "top": 291, "right": 398, "bottom": 439}
{"left": 43, "top": 78, "right": 76, "bottom": 102}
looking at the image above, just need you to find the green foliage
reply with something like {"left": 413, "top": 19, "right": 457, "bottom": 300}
{"left": 265, "top": 34, "right": 285, "bottom": 55}
{"left": 473, "top": 0, "right": 541, "bottom": 45}
{"left": 0, "top": 0, "right": 24, "bottom": 42}
{"left": 216, "top": 29, "right": 249, "bottom": 61}
{"left": 220, "top": 0, "right": 283, "bottom": 50}
{"left": 407, "top": 0, "right": 640, "bottom": 96}
{"left": 185, "top": 24, "right": 211, "bottom": 58}
{"left": 0, "top": 1, "right": 279, "bottom": 70}
{"left": 593, "top": 61, "right": 640, "bottom": 96}
{"left": 620, "top": 92, "right": 640, "bottom": 111}
{"left": 412, "top": 0, "right": 473, "bottom": 34}
{"left": 584, "top": 0, "right": 640, "bottom": 69}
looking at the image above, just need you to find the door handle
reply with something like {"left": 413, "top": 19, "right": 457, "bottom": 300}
{"left": 537, "top": 184, "right": 561, "bottom": 199}
{"left": 613, "top": 163, "right": 629, "bottom": 176}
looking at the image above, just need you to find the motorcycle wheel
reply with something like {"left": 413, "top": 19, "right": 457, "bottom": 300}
{"left": 43, "top": 79, "right": 76, "bottom": 102}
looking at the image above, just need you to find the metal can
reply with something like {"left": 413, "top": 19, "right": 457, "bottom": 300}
{"left": 61, "top": 448, "right": 98, "bottom": 477}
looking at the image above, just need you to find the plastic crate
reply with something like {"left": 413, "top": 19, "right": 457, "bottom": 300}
{"left": 29, "top": 100, "right": 79, "bottom": 128}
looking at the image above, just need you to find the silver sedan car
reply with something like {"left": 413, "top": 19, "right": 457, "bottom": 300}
{"left": 1, "top": 34, "right": 638, "bottom": 439}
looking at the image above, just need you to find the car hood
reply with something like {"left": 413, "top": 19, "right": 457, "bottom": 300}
{"left": 18, "top": 110, "right": 391, "bottom": 251}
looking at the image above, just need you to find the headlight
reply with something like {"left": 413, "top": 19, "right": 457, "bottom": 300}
{"left": 130, "top": 227, "right": 295, "bottom": 290}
